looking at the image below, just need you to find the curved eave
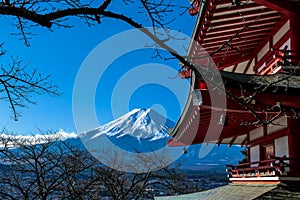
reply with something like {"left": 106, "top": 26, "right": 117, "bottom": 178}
{"left": 169, "top": 71, "right": 300, "bottom": 146}
{"left": 169, "top": 71, "right": 197, "bottom": 139}
{"left": 220, "top": 70, "right": 300, "bottom": 94}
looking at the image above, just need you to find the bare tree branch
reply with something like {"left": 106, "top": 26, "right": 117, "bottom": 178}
{"left": 0, "top": 54, "right": 60, "bottom": 120}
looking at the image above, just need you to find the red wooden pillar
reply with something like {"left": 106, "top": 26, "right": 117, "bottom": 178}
{"left": 290, "top": 14, "right": 300, "bottom": 63}
{"left": 288, "top": 118, "right": 300, "bottom": 175}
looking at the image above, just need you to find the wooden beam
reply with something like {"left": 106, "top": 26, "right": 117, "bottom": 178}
{"left": 231, "top": 63, "right": 239, "bottom": 73}
{"left": 209, "top": 45, "right": 256, "bottom": 56}
{"left": 242, "top": 59, "right": 253, "bottom": 74}
{"left": 203, "top": 18, "right": 277, "bottom": 34}
{"left": 197, "top": 41, "right": 258, "bottom": 54}
{"left": 217, "top": 139, "right": 223, "bottom": 146}
{"left": 202, "top": 33, "right": 267, "bottom": 47}
{"left": 252, "top": 0, "right": 299, "bottom": 16}
{"left": 203, "top": 37, "right": 261, "bottom": 48}
{"left": 212, "top": 2, "right": 260, "bottom": 15}
{"left": 203, "top": 41, "right": 259, "bottom": 52}
{"left": 194, "top": 49, "right": 252, "bottom": 61}
{"left": 212, "top": 8, "right": 274, "bottom": 22}
{"left": 241, "top": 135, "right": 248, "bottom": 147}
{"left": 229, "top": 136, "right": 238, "bottom": 147}
{"left": 204, "top": 26, "right": 273, "bottom": 39}
{"left": 209, "top": 13, "right": 281, "bottom": 28}
{"left": 203, "top": 28, "right": 270, "bottom": 43}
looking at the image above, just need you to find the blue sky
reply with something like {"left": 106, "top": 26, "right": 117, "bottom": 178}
{"left": 0, "top": 4, "right": 196, "bottom": 134}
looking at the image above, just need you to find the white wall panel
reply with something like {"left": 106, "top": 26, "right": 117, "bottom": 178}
{"left": 275, "top": 136, "right": 289, "bottom": 157}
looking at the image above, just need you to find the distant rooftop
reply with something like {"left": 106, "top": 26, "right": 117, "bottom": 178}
{"left": 155, "top": 183, "right": 300, "bottom": 200}
{"left": 155, "top": 184, "right": 276, "bottom": 200}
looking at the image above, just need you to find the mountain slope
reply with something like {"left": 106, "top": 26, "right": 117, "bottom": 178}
{"left": 80, "top": 108, "right": 175, "bottom": 153}
{"left": 84, "top": 108, "right": 174, "bottom": 140}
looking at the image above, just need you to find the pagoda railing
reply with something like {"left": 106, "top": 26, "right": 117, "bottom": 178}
{"left": 226, "top": 156, "right": 300, "bottom": 178}
{"left": 261, "top": 48, "right": 300, "bottom": 75}
{"left": 271, "top": 47, "right": 299, "bottom": 65}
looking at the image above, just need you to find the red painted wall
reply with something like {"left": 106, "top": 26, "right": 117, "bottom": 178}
{"left": 285, "top": 118, "right": 300, "bottom": 175}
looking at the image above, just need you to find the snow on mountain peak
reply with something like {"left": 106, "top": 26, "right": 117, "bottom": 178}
{"left": 83, "top": 108, "right": 174, "bottom": 141}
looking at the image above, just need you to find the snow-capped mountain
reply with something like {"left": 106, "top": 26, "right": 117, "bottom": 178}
{"left": 80, "top": 108, "right": 175, "bottom": 153}
{"left": 82, "top": 108, "right": 174, "bottom": 141}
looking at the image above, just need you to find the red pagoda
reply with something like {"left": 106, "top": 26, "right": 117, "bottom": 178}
{"left": 170, "top": 0, "right": 300, "bottom": 184}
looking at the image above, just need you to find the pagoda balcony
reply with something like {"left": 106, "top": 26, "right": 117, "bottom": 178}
{"left": 226, "top": 156, "right": 300, "bottom": 184}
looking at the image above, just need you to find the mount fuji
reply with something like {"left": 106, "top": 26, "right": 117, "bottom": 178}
{"left": 80, "top": 108, "right": 174, "bottom": 153}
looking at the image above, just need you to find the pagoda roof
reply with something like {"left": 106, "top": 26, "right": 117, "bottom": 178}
{"left": 168, "top": 0, "right": 300, "bottom": 147}
{"left": 188, "top": 0, "right": 300, "bottom": 69}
